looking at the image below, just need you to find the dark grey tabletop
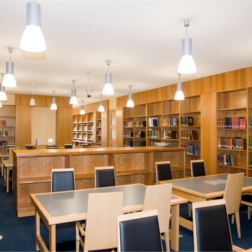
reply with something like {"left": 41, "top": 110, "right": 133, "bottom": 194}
{"left": 169, "top": 174, "right": 252, "bottom": 195}
{"left": 35, "top": 184, "right": 178, "bottom": 218}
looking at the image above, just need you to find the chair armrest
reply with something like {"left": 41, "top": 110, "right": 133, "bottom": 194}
{"left": 233, "top": 245, "right": 245, "bottom": 251}
{"left": 76, "top": 221, "right": 85, "bottom": 236}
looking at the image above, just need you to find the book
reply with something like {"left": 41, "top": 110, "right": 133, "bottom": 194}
{"left": 188, "top": 117, "right": 193, "bottom": 126}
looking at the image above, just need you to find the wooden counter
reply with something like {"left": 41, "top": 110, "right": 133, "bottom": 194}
{"left": 13, "top": 147, "right": 186, "bottom": 217}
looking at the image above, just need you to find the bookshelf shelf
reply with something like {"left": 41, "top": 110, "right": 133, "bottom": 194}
{"left": 163, "top": 113, "right": 179, "bottom": 116}
{"left": 162, "top": 126, "right": 179, "bottom": 128}
{"left": 218, "top": 148, "right": 247, "bottom": 152}
{"left": 181, "top": 140, "right": 200, "bottom": 142}
{"left": 217, "top": 164, "right": 247, "bottom": 170}
{"left": 217, "top": 129, "right": 247, "bottom": 131}
{"left": 186, "top": 154, "right": 201, "bottom": 157}
{"left": 163, "top": 139, "right": 179, "bottom": 141}
{"left": 180, "top": 111, "right": 201, "bottom": 114}
{"left": 217, "top": 107, "right": 247, "bottom": 111}
{"left": 124, "top": 116, "right": 134, "bottom": 119}
{"left": 181, "top": 126, "right": 201, "bottom": 128}
{"left": 134, "top": 115, "right": 146, "bottom": 118}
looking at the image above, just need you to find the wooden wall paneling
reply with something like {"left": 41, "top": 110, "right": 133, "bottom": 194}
{"left": 146, "top": 88, "right": 162, "bottom": 103}
{"left": 75, "top": 179, "right": 95, "bottom": 190}
{"left": 161, "top": 85, "right": 177, "bottom": 101}
{"left": 116, "top": 108, "right": 124, "bottom": 146}
{"left": 56, "top": 107, "right": 73, "bottom": 146}
{"left": 201, "top": 93, "right": 217, "bottom": 175}
{"left": 133, "top": 91, "right": 147, "bottom": 105}
{"left": 115, "top": 153, "right": 145, "bottom": 172}
{"left": 183, "top": 79, "right": 201, "bottom": 97}
{"left": 116, "top": 95, "right": 128, "bottom": 108}
{"left": 101, "top": 111, "right": 108, "bottom": 147}
{"left": 15, "top": 106, "right": 32, "bottom": 147}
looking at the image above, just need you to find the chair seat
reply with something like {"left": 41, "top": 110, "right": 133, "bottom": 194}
{"left": 242, "top": 195, "right": 252, "bottom": 203}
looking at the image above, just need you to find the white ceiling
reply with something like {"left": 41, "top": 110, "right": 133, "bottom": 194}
{"left": 0, "top": 0, "right": 252, "bottom": 105}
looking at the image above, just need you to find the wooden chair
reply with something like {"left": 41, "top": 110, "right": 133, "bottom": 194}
{"left": 64, "top": 144, "right": 72, "bottom": 149}
{"left": 95, "top": 166, "right": 116, "bottom": 188}
{"left": 25, "top": 144, "right": 36, "bottom": 150}
{"left": 6, "top": 144, "right": 17, "bottom": 154}
{"left": 155, "top": 161, "right": 172, "bottom": 182}
{"left": 190, "top": 160, "right": 206, "bottom": 177}
{"left": 241, "top": 194, "right": 252, "bottom": 220}
{"left": 51, "top": 168, "right": 75, "bottom": 192}
{"left": 223, "top": 173, "right": 244, "bottom": 238}
{"left": 143, "top": 184, "right": 172, "bottom": 252}
{"left": 117, "top": 210, "right": 163, "bottom": 252}
{"left": 193, "top": 199, "right": 241, "bottom": 252}
{"left": 76, "top": 191, "right": 123, "bottom": 252}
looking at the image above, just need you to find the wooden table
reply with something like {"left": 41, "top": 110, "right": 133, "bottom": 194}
{"left": 0, "top": 152, "right": 9, "bottom": 176}
{"left": 164, "top": 174, "right": 252, "bottom": 231}
{"left": 3, "top": 159, "right": 13, "bottom": 193}
{"left": 31, "top": 184, "right": 187, "bottom": 252}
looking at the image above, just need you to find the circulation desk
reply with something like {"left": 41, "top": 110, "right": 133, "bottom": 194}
{"left": 12, "top": 146, "right": 186, "bottom": 217}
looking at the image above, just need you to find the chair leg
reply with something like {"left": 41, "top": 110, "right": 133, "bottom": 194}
{"left": 188, "top": 203, "right": 192, "bottom": 217}
{"left": 235, "top": 212, "right": 241, "bottom": 238}
{"left": 76, "top": 223, "right": 80, "bottom": 252}
{"left": 248, "top": 207, "right": 251, "bottom": 220}
{"left": 231, "top": 214, "right": 234, "bottom": 224}
{"left": 164, "top": 231, "right": 170, "bottom": 252}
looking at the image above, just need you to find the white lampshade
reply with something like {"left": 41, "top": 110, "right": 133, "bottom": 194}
{"left": 178, "top": 55, "right": 197, "bottom": 74}
{"left": 0, "top": 92, "right": 7, "bottom": 101}
{"left": 2, "top": 74, "right": 16, "bottom": 88}
{"left": 0, "top": 102, "right": 2, "bottom": 108}
{"left": 50, "top": 103, "right": 57, "bottom": 110}
{"left": 20, "top": 2, "right": 46, "bottom": 52}
{"left": 103, "top": 83, "right": 114, "bottom": 95}
{"left": 126, "top": 99, "right": 134, "bottom": 108}
{"left": 98, "top": 105, "right": 105, "bottom": 112}
{"left": 174, "top": 91, "right": 185, "bottom": 100}
{"left": 80, "top": 105, "right": 85, "bottom": 115}
{"left": 30, "top": 98, "right": 35, "bottom": 106}
{"left": 70, "top": 96, "right": 78, "bottom": 105}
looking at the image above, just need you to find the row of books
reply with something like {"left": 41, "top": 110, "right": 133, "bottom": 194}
{"left": 217, "top": 137, "right": 247, "bottom": 150}
{"left": 135, "top": 141, "right": 146, "bottom": 147}
{"left": 217, "top": 117, "right": 247, "bottom": 129}
{"left": 163, "top": 131, "right": 178, "bottom": 139}
{"left": 162, "top": 117, "right": 177, "bottom": 127}
{"left": 124, "top": 121, "right": 133, "bottom": 127}
{"left": 181, "top": 130, "right": 197, "bottom": 140}
{"left": 135, "top": 131, "right": 146, "bottom": 138}
{"left": 217, "top": 154, "right": 234, "bottom": 166}
{"left": 148, "top": 118, "right": 159, "bottom": 127}
{"left": 135, "top": 121, "right": 146, "bottom": 127}
{"left": 148, "top": 130, "right": 161, "bottom": 139}
{"left": 124, "top": 141, "right": 133, "bottom": 147}
{"left": 249, "top": 117, "right": 252, "bottom": 129}
{"left": 249, "top": 154, "right": 252, "bottom": 169}
{"left": 249, "top": 136, "right": 252, "bottom": 150}
{"left": 96, "top": 130, "right": 101, "bottom": 136}
{"left": 0, "top": 120, "right": 7, "bottom": 126}
{"left": 147, "top": 141, "right": 157, "bottom": 146}
{"left": 181, "top": 117, "right": 194, "bottom": 126}
{"left": 0, "top": 131, "right": 8, "bottom": 137}
{"left": 181, "top": 144, "right": 199, "bottom": 155}
{"left": 97, "top": 122, "right": 101, "bottom": 128}
{"left": 124, "top": 131, "right": 133, "bottom": 138}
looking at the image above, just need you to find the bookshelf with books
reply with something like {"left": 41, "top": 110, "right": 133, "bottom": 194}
{"left": 123, "top": 107, "right": 134, "bottom": 147}
{"left": 217, "top": 88, "right": 248, "bottom": 175}
{"left": 0, "top": 105, "right": 15, "bottom": 144}
{"left": 180, "top": 96, "right": 202, "bottom": 176}
{"left": 248, "top": 87, "right": 252, "bottom": 176}
{"left": 134, "top": 104, "right": 147, "bottom": 147}
{"left": 96, "top": 111, "right": 101, "bottom": 145}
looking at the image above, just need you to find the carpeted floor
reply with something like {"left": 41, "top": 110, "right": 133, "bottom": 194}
{"left": 0, "top": 175, "right": 252, "bottom": 252}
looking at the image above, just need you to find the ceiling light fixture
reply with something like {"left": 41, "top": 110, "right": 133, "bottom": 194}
{"left": 0, "top": 102, "right": 2, "bottom": 108}
{"left": 70, "top": 80, "right": 78, "bottom": 105}
{"left": 2, "top": 47, "right": 17, "bottom": 88}
{"left": 98, "top": 94, "right": 105, "bottom": 112}
{"left": 126, "top": 85, "right": 134, "bottom": 108}
{"left": 178, "top": 20, "right": 197, "bottom": 74}
{"left": 50, "top": 91, "right": 57, "bottom": 110}
{"left": 86, "top": 72, "right": 92, "bottom": 98}
{"left": 0, "top": 74, "right": 7, "bottom": 101}
{"left": 30, "top": 83, "right": 35, "bottom": 106}
{"left": 20, "top": 1, "right": 46, "bottom": 52}
{"left": 103, "top": 61, "right": 114, "bottom": 95}
{"left": 174, "top": 73, "right": 185, "bottom": 101}
{"left": 80, "top": 100, "right": 85, "bottom": 115}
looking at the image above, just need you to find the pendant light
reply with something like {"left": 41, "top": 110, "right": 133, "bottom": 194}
{"left": 50, "top": 91, "right": 57, "bottom": 110}
{"left": 30, "top": 83, "right": 35, "bottom": 106}
{"left": 178, "top": 20, "right": 197, "bottom": 74}
{"left": 86, "top": 72, "right": 92, "bottom": 98}
{"left": 0, "top": 102, "right": 2, "bottom": 108}
{"left": 2, "top": 47, "right": 17, "bottom": 88}
{"left": 0, "top": 74, "right": 7, "bottom": 101}
{"left": 126, "top": 85, "right": 134, "bottom": 107}
{"left": 174, "top": 74, "right": 184, "bottom": 101}
{"left": 103, "top": 61, "right": 114, "bottom": 95}
{"left": 98, "top": 94, "right": 105, "bottom": 112}
{"left": 20, "top": 1, "right": 46, "bottom": 52}
{"left": 70, "top": 80, "right": 78, "bottom": 105}
{"left": 80, "top": 100, "right": 85, "bottom": 115}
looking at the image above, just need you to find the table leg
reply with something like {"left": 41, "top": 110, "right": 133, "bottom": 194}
{"left": 170, "top": 204, "right": 179, "bottom": 251}
{"left": 3, "top": 166, "right": 6, "bottom": 186}
{"left": 1, "top": 158, "right": 3, "bottom": 176}
{"left": 35, "top": 210, "right": 40, "bottom": 251}
{"left": 49, "top": 224, "right": 56, "bottom": 252}
{"left": 6, "top": 168, "right": 9, "bottom": 193}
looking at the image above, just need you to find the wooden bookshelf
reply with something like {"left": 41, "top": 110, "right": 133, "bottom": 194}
{"left": 96, "top": 111, "right": 101, "bottom": 146}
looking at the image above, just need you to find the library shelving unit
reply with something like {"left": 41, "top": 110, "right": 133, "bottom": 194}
{"left": 180, "top": 96, "right": 202, "bottom": 176}
{"left": 123, "top": 107, "right": 134, "bottom": 147}
{"left": 72, "top": 112, "right": 96, "bottom": 147}
{"left": 134, "top": 104, "right": 147, "bottom": 147}
{"left": 217, "top": 88, "right": 249, "bottom": 176}
{"left": 96, "top": 111, "right": 101, "bottom": 145}
{"left": 0, "top": 105, "right": 15, "bottom": 145}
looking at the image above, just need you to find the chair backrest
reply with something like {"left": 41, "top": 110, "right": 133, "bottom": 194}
{"left": 7, "top": 144, "right": 17, "bottom": 154}
{"left": 95, "top": 166, "right": 116, "bottom": 188}
{"left": 224, "top": 173, "right": 244, "bottom": 215}
{"left": 8, "top": 147, "right": 20, "bottom": 160}
{"left": 25, "top": 145, "right": 36, "bottom": 150}
{"left": 193, "top": 199, "right": 233, "bottom": 252}
{"left": 155, "top": 161, "right": 172, "bottom": 182}
{"left": 117, "top": 210, "right": 162, "bottom": 252}
{"left": 64, "top": 144, "right": 72, "bottom": 149}
{"left": 51, "top": 168, "right": 75, "bottom": 192}
{"left": 143, "top": 183, "right": 172, "bottom": 233}
{"left": 85, "top": 192, "right": 123, "bottom": 252}
{"left": 191, "top": 160, "right": 206, "bottom": 177}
